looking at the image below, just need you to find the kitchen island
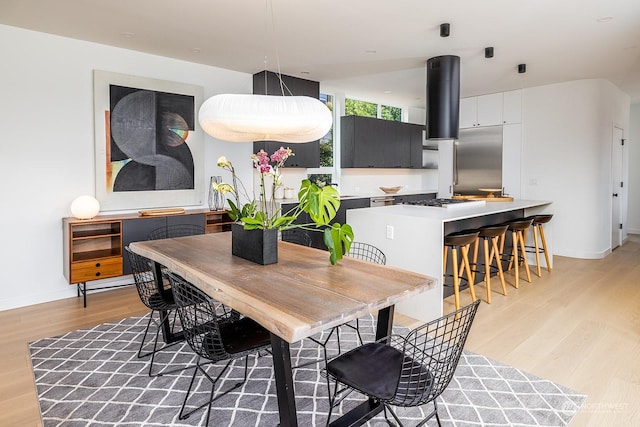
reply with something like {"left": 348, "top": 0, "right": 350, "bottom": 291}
{"left": 347, "top": 199, "right": 552, "bottom": 322}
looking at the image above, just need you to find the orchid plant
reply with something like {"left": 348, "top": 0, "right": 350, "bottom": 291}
{"left": 213, "top": 148, "right": 354, "bottom": 264}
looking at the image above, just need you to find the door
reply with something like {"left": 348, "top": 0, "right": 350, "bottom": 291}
{"left": 611, "top": 126, "right": 624, "bottom": 250}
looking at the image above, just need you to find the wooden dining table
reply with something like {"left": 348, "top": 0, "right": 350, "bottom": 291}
{"left": 130, "top": 232, "right": 434, "bottom": 427}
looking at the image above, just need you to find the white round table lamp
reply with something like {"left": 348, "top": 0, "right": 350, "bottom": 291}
{"left": 70, "top": 196, "right": 100, "bottom": 219}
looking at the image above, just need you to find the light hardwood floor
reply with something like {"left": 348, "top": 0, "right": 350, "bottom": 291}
{"left": 2, "top": 235, "right": 639, "bottom": 426}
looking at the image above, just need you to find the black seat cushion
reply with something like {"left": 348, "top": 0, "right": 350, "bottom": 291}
{"left": 148, "top": 292, "right": 176, "bottom": 310}
{"left": 327, "top": 342, "right": 404, "bottom": 400}
{"left": 215, "top": 317, "right": 271, "bottom": 355}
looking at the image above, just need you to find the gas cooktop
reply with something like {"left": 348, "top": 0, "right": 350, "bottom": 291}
{"left": 404, "top": 198, "right": 486, "bottom": 209}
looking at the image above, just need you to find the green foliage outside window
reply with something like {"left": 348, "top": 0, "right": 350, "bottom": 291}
{"left": 308, "top": 173, "right": 333, "bottom": 187}
{"left": 381, "top": 105, "right": 402, "bottom": 121}
{"left": 320, "top": 94, "right": 334, "bottom": 167}
{"left": 345, "top": 98, "right": 401, "bottom": 121}
{"left": 345, "top": 99, "right": 377, "bottom": 117}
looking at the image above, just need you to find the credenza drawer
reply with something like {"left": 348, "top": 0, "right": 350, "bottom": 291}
{"left": 70, "top": 258, "right": 123, "bottom": 283}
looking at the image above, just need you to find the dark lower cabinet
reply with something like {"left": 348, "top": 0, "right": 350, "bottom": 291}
{"left": 122, "top": 214, "right": 205, "bottom": 274}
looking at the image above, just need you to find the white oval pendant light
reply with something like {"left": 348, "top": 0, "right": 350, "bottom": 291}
{"left": 198, "top": 94, "right": 333, "bottom": 143}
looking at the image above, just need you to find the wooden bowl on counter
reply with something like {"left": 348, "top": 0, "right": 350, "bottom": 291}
{"left": 379, "top": 186, "right": 402, "bottom": 194}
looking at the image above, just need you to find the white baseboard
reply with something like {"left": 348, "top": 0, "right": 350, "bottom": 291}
{"left": 554, "top": 247, "right": 610, "bottom": 259}
{"left": 0, "top": 276, "right": 134, "bottom": 312}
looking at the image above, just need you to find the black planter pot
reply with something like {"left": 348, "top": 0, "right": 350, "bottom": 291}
{"left": 231, "top": 223, "right": 278, "bottom": 265}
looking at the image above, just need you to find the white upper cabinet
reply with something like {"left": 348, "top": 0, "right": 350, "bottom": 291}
{"left": 459, "top": 93, "right": 503, "bottom": 128}
{"left": 502, "top": 90, "right": 522, "bottom": 124}
{"left": 476, "top": 93, "right": 503, "bottom": 126}
{"left": 459, "top": 90, "right": 522, "bottom": 128}
{"left": 458, "top": 97, "right": 478, "bottom": 129}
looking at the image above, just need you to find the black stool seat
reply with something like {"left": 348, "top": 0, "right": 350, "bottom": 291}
{"left": 507, "top": 218, "right": 533, "bottom": 231}
{"left": 445, "top": 231, "right": 479, "bottom": 247}
{"left": 443, "top": 230, "right": 479, "bottom": 312}
{"left": 501, "top": 219, "right": 533, "bottom": 287}
{"left": 479, "top": 224, "right": 509, "bottom": 238}
{"left": 530, "top": 214, "right": 553, "bottom": 225}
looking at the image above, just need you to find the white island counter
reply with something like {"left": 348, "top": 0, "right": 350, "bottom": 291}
{"left": 347, "top": 200, "right": 552, "bottom": 322}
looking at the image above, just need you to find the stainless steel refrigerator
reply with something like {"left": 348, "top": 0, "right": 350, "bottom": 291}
{"left": 453, "top": 125, "right": 503, "bottom": 195}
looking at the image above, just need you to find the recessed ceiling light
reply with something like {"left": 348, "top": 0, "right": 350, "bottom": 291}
{"left": 300, "top": 71, "right": 310, "bottom": 75}
{"left": 365, "top": 49, "right": 377, "bottom": 54}
{"left": 191, "top": 48, "right": 201, "bottom": 53}
{"left": 383, "top": 90, "right": 392, "bottom": 94}
{"left": 120, "top": 32, "right": 135, "bottom": 38}
{"left": 596, "top": 16, "right": 613, "bottom": 23}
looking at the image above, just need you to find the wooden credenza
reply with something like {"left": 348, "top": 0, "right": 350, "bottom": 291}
{"left": 62, "top": 209, "right": 232, "bottom": 305}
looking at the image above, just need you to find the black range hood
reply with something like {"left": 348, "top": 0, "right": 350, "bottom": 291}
{"left": 426, "top": 55, "right": 460, "bottom": 140}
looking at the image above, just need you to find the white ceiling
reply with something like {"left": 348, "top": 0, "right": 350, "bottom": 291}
{"left": 2, "top": 0, "right": 639, "bottom": 107}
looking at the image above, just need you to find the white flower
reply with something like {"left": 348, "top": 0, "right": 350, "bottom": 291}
{"left": 217, "top": 156, "right": 231, "bottom": 167}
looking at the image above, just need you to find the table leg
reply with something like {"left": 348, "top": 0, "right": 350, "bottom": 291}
{"left": 152, "top": 261, "right": 183, "bottom": 344}
{"left": 375, "top": 305, "right": 394, "bottom": 341}
{"left": 270, "top": 333, "right": 298, "bottom": 427}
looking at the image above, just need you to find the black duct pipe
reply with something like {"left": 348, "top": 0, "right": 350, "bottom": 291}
{"left": 426, "top": 55, "right": 460, "bottom": 140}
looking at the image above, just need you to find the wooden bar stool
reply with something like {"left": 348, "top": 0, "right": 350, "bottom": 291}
{"left": 470, "top": 224, "right": 509, "bottom": 303}
{"left": 526, "top": 214, "right": 553, "bottom": 276}
{"left": 500, "top": 218, "right": 533, "bottom": 288}
{"left": 443, "top": 230, "right": 479, "bottom": 311}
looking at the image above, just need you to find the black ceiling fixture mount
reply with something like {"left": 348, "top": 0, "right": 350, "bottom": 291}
{"left": 485, "top": 47, "right": 494, "bottom": 58}
{"left": 440, "top": 23, "right": 450, "bottom": 37}
{"left": 518, "top": 63, "right": 527, "bottom": 73}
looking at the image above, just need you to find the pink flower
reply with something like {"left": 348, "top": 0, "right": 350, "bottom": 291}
{"left": 260, "top": 164, "right": 272, "bottom": 174}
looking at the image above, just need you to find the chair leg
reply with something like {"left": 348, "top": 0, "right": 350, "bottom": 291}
{"left": 460, "top": 244, "right": 476, "bottom": 302}
{"left": 490, "top": 236, "right": 507, "bottom": 295}
{"left": 540, "top": 224, "right": 552, "bottom": 272}
{"left": 471, "top": 237, "right": 480, "bottom": 284}
{"left": 451, "top": 248, "right": 460, "bottom": 312}
{"left": 483, "top": 238, "right": 491, "bottom": 303}
{"left": 533, "top": 224, "right": 542, "bottom": 277}
{"left": 442, "top": 245, "right": 448, "bottom": 286}
{"left": 511, "top": 231, "right": 519, "bottom": 288}
{"left": 518, "top": 230, "right": 532, "bottom": 282}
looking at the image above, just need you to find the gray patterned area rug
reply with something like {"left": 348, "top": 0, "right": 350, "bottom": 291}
{"left": 29, "top": 315, "right": 586, "bottom": 426}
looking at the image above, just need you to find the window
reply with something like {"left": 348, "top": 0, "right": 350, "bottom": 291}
{"left": 307, "top": 173, "right": 333, "bottom": 186}
{"left": 345, "top": 98, "right": 402, "bottom": 121}
{"left": 319, "top": 94, "right": 334, "bottom": 167}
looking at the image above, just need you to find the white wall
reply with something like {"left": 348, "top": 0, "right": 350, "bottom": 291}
{"left": 628, "top": 103, "right": 640, "bottom": 234}
{"left": 521, "top": 79, "right": 630, "bottom": 258}
{"left": 0, "top": 25, "right": 255, "bottom": 311}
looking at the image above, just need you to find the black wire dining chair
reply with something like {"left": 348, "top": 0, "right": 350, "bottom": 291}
{"left": 280, "top": 229, "right": 313, "bottom": 247}
{"left": 125, "top": 246, "right": 183, "bottom": 377}
{"left": 300, "top": 242, "right": 387, "bottom": 369}
{"left": 347, "top": 241, "right": 387, "bottom": 265}
{"left": 167, "top": 272, "right": 272, "bottom": 426}
{"left": 325, "top": 299, "right": 481, "bottom": 427}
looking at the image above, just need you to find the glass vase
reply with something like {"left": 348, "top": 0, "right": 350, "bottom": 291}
{"left": 208, "top": 176, "right": 224, "bottom": 211}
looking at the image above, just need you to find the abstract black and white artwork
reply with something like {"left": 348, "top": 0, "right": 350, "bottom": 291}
{"left": 94, "top": 71, "right": 204, "bottom": 210}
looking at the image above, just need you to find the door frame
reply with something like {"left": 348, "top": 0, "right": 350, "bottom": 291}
{"left": 611, "top": 125, "right": 625, "bottom": 250}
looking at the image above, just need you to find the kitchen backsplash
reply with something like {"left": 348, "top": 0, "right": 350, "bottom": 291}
{"left": 278, "top": 168, "right": 438, "bottom": 197}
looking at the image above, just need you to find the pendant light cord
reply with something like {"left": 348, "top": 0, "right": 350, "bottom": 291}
{"left": 265, "top": 0, "right": 293, "bottom": 96}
